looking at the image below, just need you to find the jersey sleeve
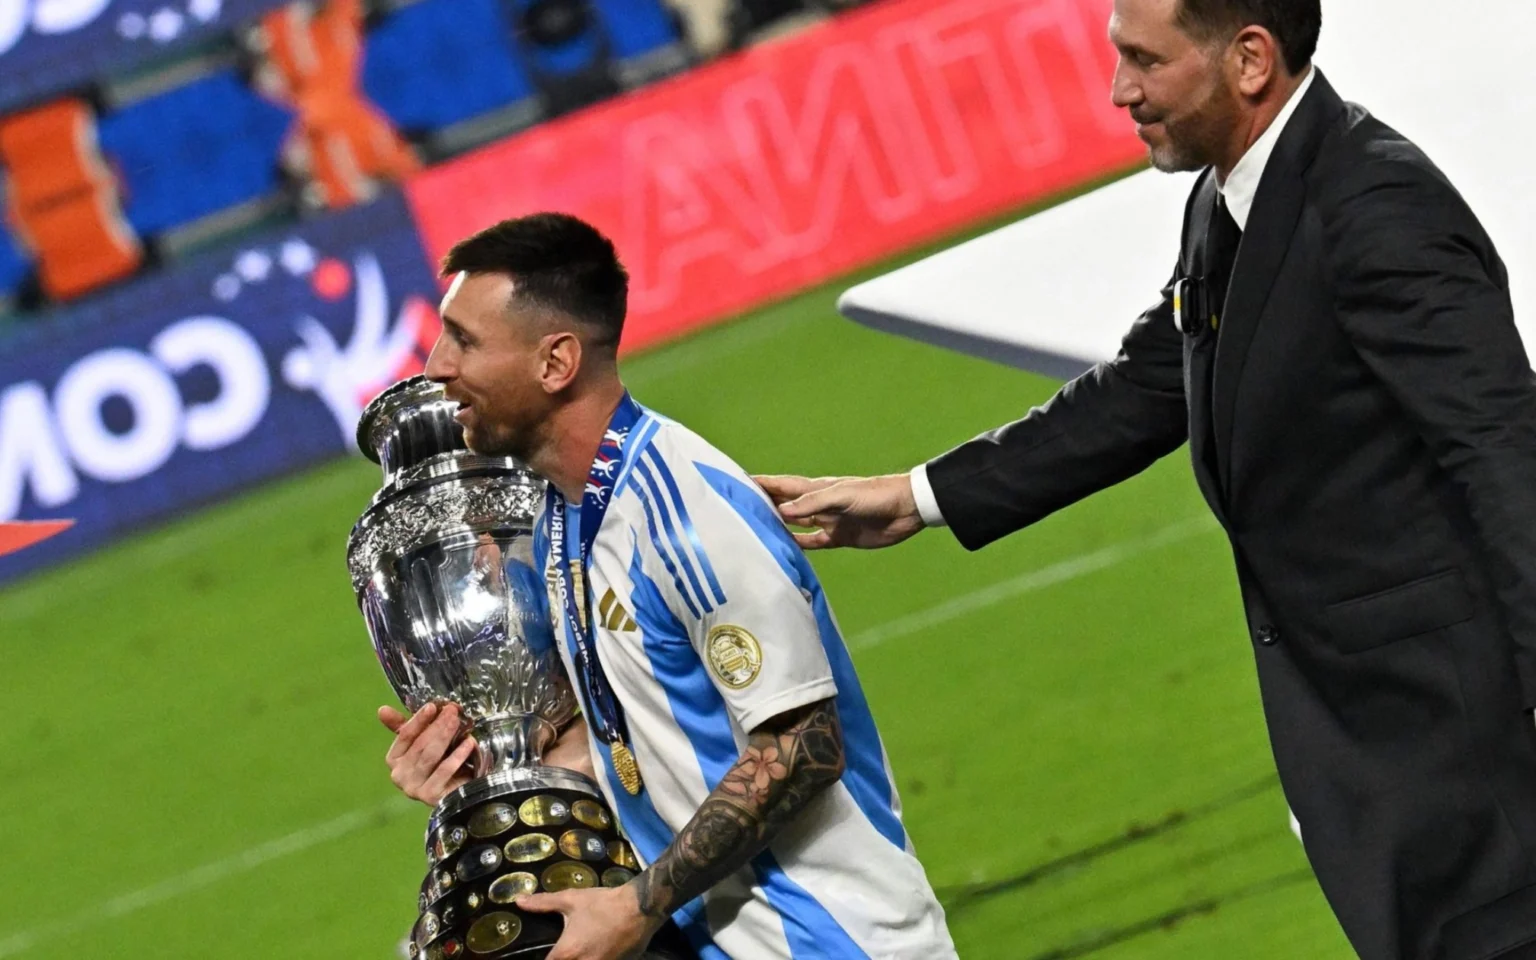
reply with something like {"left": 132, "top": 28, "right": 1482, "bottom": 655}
{"left": 627, "top": 443, "right": 836, "bottom": 733}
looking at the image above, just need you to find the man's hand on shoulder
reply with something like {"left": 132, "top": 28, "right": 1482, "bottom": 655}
{"left": 754, "top": 473, "right": 924, "bottom": 550}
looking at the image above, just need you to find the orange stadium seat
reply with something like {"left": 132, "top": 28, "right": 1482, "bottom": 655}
{"left": 0, "top": 99, "right": 142, "bottom": 301}
{"left": 256, "top": 0, "right": 421, "bottom": 209}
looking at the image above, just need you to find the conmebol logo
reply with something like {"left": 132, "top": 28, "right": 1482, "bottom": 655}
{"left": 280, "top": 253, "right": 441, "bottom": 448}
{"left": 0, "top": 245, "right": 440, "bottom": 522}
{"left": 0, "top": 315, "right": 270, "bottom": 520}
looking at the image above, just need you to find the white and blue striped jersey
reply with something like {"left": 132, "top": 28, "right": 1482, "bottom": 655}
{"left": 534, "top": 404, "right": 956, "bottom": 960}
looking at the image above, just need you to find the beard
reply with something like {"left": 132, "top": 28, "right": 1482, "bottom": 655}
{"left": 1142, "top": 76, "right": 1240, "bottom": 173}
{"left": 461, "top": 409, "right": 539, "bottom": 463}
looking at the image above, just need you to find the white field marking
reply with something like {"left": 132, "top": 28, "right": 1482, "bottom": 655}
{"left": 0, "top": 515, "right": 1219, "bottom": 954}
{"left": 846, "top": 515, "right": 1219, "bottom": 650}
{"left": 0, "top": 796, "right": 418, "bottom": 958}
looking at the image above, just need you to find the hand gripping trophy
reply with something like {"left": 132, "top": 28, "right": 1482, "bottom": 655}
{"left": 346, "top": 377, "right": 647, "bottom": 959}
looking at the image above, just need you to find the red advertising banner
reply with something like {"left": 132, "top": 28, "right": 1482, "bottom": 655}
{"left": 405, "top": 0, "right": 1140, "bottom": 351}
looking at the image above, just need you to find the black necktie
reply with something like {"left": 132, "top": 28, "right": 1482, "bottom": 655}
{"left": 1205, "top": 192, "right": 1243, "bottom": 322}
{"left": 1191, "top": 192, "right": 1242, "bottom": 486}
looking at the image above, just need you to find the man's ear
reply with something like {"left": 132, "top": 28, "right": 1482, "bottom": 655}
{"left": 1232, "top": 25, "right": 1280, "bottom": 98}
{"left": 539, "top": 331, "right": 584, "bottom": 394}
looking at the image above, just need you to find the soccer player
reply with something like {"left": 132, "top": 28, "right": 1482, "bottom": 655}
{"left": 380, "top": 213, "right": 955, "bottom": 960}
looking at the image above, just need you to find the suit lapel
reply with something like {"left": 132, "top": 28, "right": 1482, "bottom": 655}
{"left": 1211, "top": 70, "right": 1344, "bottom": 492}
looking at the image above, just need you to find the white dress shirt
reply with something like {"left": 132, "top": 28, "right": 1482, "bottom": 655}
{"left": 909, "top": 67, "right": 1316, "bottom": 528}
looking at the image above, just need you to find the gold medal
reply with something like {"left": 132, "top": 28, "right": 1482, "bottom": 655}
{"left": 601, "top": 867, "right": 635, "bottom": 888}
{"left": 610, "top": 740, "right": 643, "bottom": 795}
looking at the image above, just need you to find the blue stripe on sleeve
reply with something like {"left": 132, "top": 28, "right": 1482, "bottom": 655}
{"left": 644, "top": 446, "right": 727, "bottom": 607}
{"left": 634, "top": 458, "right": 713, "bottom": 615}
{"left": 691, "top": 461, "right": 908, "bottom": 851}
{"left": 630, "top": 476, "right": 702, "bottom": 620}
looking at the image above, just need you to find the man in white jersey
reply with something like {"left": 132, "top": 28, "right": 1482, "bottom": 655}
{"left": 379, "top": 213, "right": 956, "bottom": 960}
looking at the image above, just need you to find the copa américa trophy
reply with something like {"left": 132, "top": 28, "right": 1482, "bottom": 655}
{"left": 347, "top": 376, "right": 648, "bottom": 959}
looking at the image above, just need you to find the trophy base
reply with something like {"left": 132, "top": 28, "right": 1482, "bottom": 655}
{"left": 410, "top": 768, "right": 667, "bottom": 960}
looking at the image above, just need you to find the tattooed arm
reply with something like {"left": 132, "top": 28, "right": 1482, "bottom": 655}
{"left": 630, "top": 696, "right": 847, "bottom": 919}
{"left": 517, "top": 698, "right": 846, "bottom": 960}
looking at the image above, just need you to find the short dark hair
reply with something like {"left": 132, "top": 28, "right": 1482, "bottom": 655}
{"left": 441, "top": 212, "right": 628, "bottom": 349}
{"left": 1177, "top": 0, "right": 1321, "bottom": 74}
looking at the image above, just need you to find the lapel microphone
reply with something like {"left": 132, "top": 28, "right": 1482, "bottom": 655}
{"left": 1173, "top": 276, "right": 1220, "bottom": 338}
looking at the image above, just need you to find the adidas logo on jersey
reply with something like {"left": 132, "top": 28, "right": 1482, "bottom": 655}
{"left": 597, "top": 588, "right": 637, "bottom": 632}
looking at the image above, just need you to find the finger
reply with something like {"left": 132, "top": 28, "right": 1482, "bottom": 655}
{"left": 405, "top": 705, "right": 464, "bottom": 773}
{"left": 752, "top": 474, "right": 820, "bottom": 503}
{"left": 385, "top": 702, "right": 438, "bottom": 762}
{"left": 517, "top": 891, "right": 573, "bottom": 915}
{"left": 792, "top": 529, "right": 833, "bottom": 550}
{"left": 422, "top": 735, "right": 478, "bottom": 799}
{"left": 779, "top": 484, "right": 853, "bottom": 521}
{"left": 378, "top": 705, "right": 408, "bottom": 733}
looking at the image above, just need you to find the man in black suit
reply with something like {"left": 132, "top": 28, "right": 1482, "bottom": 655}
{"left": 756, "top": 0, "right": 1536, "bottom": 957}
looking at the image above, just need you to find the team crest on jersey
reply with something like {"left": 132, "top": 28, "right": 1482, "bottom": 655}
{"left": 706, "top": 625, "right": 763, "bottom": 689}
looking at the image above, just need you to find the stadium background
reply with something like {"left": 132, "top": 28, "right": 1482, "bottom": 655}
{"left": 0, "top": 0, "right": 1353, "bottom": 956}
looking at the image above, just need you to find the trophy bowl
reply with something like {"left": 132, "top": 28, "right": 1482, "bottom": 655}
{"left": 346, "top": 376, "right": 643, "bottom": 959}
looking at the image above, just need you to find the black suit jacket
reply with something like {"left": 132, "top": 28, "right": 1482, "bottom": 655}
{"left": 928, "top": 71, "right": 1536, "bottom": 960}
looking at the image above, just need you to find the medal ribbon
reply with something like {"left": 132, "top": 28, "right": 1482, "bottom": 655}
{"left": 546, "top": 392, "right": 643, "bottom": 776}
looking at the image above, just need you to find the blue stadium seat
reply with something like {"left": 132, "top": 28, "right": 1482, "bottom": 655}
{"left": 589, "top": 0, "right": 681, "bottom": 62}
{"left": 508, "top": 0, "right": 606, "bottom": 75}
{"left": 97, "top": 69, "right": 293, "bottom": 237}
{"left": 362, "top": 0, "right": 538, "bottom": 136}
{"left": 0, "top": 221, "right": 29, "bottom": 302}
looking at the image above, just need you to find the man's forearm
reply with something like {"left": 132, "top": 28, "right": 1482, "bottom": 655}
{"left": 627, "top": 698, "right": 845, "bottom": 920}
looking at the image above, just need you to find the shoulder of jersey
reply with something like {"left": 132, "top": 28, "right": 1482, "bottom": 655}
{"left": 642, "top": 411, "right": 743, "bottom": 477}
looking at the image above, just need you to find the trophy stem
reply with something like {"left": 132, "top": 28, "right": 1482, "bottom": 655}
{"left": 471, "top": 712, "right": 558, "bottom": 777}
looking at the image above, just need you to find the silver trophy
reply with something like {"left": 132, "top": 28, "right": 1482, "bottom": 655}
{"left": 347, "top": 376, "right": 647, "bottom": 959}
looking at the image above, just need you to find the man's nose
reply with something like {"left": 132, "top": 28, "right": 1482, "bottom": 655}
{"left": 423, "top": 337, "right": 454, "bottom": 383}
{"left": 1110, "top": 60, "right": 1140, "bottom": 109}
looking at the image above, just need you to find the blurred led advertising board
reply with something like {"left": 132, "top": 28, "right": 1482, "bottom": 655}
{"left": 0, "top": 0, "right": 290, "bottom": 112}
{"left": 0, "top": 191, "right": 442, "bottom": 583}
{"left": 406, "top": 0, "right": 1143, "bottom": 352}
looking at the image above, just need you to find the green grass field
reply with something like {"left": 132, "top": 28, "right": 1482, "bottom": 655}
{"left": 0, "top": 212, "right": 1356, "bottom": 958}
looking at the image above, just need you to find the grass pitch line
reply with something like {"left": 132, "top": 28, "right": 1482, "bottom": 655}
{"left": 848, "top": 515, "right": 1220, "bottom": 651}
{"left": 0, "top": 796, "right": 417, "bottom": 958}
{"left": 0, "top": 515, "right": 1217, "bottom": 954}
